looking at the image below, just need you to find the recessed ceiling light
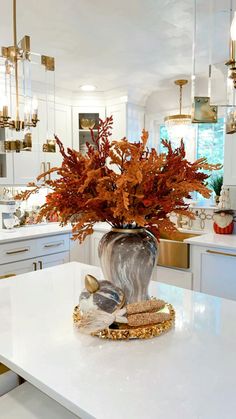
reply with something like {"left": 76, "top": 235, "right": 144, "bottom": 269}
{"left": 80, "top": 85, "right": 96, "bottom": 92}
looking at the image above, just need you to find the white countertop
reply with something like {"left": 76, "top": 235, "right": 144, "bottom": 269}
{"left": 185, "top": 232, "right": 236, "bottom": 250}
{"left": 1, "top": 262, "right": 236, "bottom": 419}
{"left": 0, "top": 222, "right": 110, "bottom": 244}
{"left": 0, "top": 223, "right": 72, "bottom": 244}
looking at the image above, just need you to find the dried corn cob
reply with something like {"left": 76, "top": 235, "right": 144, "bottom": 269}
{"left": 126, "top": 299, "right": 166, "bottom": 315}
{"left": 127, "top": 311, "right": 171, "bottom": 327}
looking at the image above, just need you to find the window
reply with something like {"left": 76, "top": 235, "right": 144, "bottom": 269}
{"left": 159, "top": 118, "right": 224, "bottom": 175}
{"left": 196, "top": 118, "right": 224, "bottom": 176}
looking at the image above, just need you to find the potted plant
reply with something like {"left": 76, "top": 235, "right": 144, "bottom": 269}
{"left": 210, "top": 175, "right": 223, "bottom": 204}
{"left": 16, "top": 117, "right": 220, "bottom": 303}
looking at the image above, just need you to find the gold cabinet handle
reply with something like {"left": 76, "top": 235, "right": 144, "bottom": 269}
{"left": 38, "top": 261, "right": 43, "bottom": 270}
{"left": 33, "top": 262, "right": 37, "bottom": 271}
{"left": 47, "top": 162, "right": 51, "bottom": 180}
{"left": 206, "top": 249, "right": 236, "bottom": 258}
{"left": 0, "top": 273, "right": 16, "bottom": 279}
{"left": 6, "top": 248, "right": 29, "bottom": 255}
{"left": 44, "top": 241, "right": 63, "bottom": 248}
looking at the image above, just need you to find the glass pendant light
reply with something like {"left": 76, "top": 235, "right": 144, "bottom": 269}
{"left": 164, "top": 80, "right": 191, "bottom": 140}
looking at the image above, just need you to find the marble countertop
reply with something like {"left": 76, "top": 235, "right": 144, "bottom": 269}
{"left": 185, "top": 232, "right": 236, "bottom": 250}
{"left": 1, "top": 261, "right": 236, "bottom": 419}
{"left": 0, "top": 223, "right": 72, "bottom": 244}
{"left": 0, "top": 222, "right": 111, "bottom": 244}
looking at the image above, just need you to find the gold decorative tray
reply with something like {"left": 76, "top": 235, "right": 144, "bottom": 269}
{"left": 73, "top": 303, "right": 175, "bottom": 340}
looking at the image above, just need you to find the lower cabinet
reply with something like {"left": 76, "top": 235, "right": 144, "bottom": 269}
{"left": 0, "top": 252, "right": 69, "bottom": 278}
{"left": 0, "top": 233, "right": 71, "bottom": 279}
{"left": 69, "top": 234, "right": 90, "bottom": 264}
{"left": 191, "top": 245, "right": 236, "bottom": 300}
{"left": 153, "top": 266, "right": 193, "bottom": 290}
{"left": 89, "top": 231, "right": 104, "bottom": 267}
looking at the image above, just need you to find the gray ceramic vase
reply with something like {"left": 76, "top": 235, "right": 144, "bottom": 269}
{"left": 98, "top": 228, "right": 158, "bottom": 304}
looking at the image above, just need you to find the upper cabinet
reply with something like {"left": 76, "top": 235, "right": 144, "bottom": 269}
{"left": 106, "top": 101, "right": 145, "bottom": 140}
{"left": 72, "top": 106, "right": 105, "bottom": 150}
{"left": 224, "top": 132, "right": 236, "bottom": 186}
{"left": 13, "top": 102, "right": 72, "bottom": 185}
{"left": 1, "top": 96, "right": 145, "bottom": 186}
{"left": 106, "top": 103, "right": 127, "bottom": 139}
{"left": 0, "top": 152, "right": 14, "bottom": 185}
{"left": 0, "top": 128, "right": 14, "bottom": 185}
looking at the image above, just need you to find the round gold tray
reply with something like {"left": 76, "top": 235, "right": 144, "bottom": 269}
{"left": 73, "top": 302, "right": 175, "bottom": 340}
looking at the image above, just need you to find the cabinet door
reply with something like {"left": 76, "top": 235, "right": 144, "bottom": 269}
{"left": 224, "top": 132, "right": 236, "bottom": 185}
{"left": 13, "top": 151, "right": 41, "bottom": 185}
{"left": 69, "top": 234, "right": 90, "bottom": 264}
{"left": 0, "top": 258, "right": 37, "bottom": 277}
{"left": 53, "top": 103, "right": 72, "bottom": 148}
{"left": 0, "top": 153, "right": 14, "bottom": 185}
{"left": 106, "top": 103, "right": 127, "bottom": 139}
{"left": 127, "top": 104, "right": 145, "bottom": 139}
{"left": 37, "top": 251, "right": 69, "bottom": 270}
{"left": 200, "top": 250, "right": 236, "bottom": 300}
{"left": 90, "top": 231, "right": 104, "bottom": 267}
{"left": 42, "top": 152, "right": 63, "bottom": 181}
{"left": 154, "top": 266, "right": 192, "bottom": 290}
{"left": 72, "top": 106, "right": 105, "bottom": 150}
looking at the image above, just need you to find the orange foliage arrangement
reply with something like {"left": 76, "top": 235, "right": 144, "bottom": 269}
{"left": 17, "top": 116, "right": 220, "bottom": 241}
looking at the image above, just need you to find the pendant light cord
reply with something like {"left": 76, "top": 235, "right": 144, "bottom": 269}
{"left": 179, "top": 84, "right": 182, "bottom": 115}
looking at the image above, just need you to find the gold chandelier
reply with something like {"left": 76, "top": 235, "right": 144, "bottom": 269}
{"left": 164, "top": 80, "right": 191, "bottom": 127}
{"left": 0, "top": 0, "right": 55, "bottom": 150}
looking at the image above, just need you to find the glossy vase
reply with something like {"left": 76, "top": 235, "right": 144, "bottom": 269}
{"left": 98, "top": 228, "right": 158, "bottom": 304}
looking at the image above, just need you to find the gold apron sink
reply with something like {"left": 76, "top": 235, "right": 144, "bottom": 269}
{"left": 158, "top": 231, "right": 200, "bottom": 269}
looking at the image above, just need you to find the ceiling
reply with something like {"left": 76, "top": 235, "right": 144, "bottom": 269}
{"left": 0, "top": 0, "right": 232, "bottom": 100}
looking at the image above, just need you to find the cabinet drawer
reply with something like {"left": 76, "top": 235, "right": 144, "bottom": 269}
{"left": 0, "top": 240, "right": 37, "bottom": 265}
{"left": 36, "top": 234, "right": 69, "bottom": 256}
{"left": 0, "top": 259, "right": 38, "bottom": 277}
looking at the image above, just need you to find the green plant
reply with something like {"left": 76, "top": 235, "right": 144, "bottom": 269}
{"left": 210, "top": 175, "right": 223, "bottom": 196}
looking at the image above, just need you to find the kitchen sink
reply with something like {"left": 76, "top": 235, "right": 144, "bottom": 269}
{"left": 158, "top": 230, "right": 200, "bottom": 269}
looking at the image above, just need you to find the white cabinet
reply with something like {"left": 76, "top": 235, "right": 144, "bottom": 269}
{"left": 153, "top": 266, "right": 193, "bottom": 290}
{"left": 106, "top": 101, "right": 145, "bottom": 141}
{"left": 72, "top": 106, "right": 105, "bottom": 150}
{"left": 191, "top": 244, "right": 236, "bottom": 300}
{"left": 106, "top": 103, "right": 127, "bottom": 139}
{"left": 38, "top": 252, "right": 69, "bottom": 269}
{"left": 0, "top": 258, "right": 38, "bottom": 277}
{"left": 69, "top": 234, "right": 90, "bottom": 264}
{"left": 0, "top": 153, "right": 14, "bottom": 185}
{"left": 127, "top": 104, "right": 145, "bottom": 140}
{"left": 89, "top": 231, "right": 104, "bottom": 267}
{"left": 13, "top": 152, "right": 41, "bottom": 185}
{"left": 224, "top": 132, "right": 236, "bottom": 186}
{"left": 12, "top": 102, "right": 72, "bottom": 185}
{"left": 0, "top": 233, "right": 70, "bottom": 277}
{"left": 53, "top": 103, "right": 72, "bottom": 148}
{"left": 0, "top": 252, "right": 69, "bottom": 277}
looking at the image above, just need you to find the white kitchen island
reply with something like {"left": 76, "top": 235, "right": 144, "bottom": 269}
{"left": 0, "top": 262, "right": 236, "bottom": 419}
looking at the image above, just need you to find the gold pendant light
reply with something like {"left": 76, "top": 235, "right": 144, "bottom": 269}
{"left": 0, "top": 0, "right": 55, "bottom": 151}
{"left": 164, "top": 80, "right": 191, "bottom": 128}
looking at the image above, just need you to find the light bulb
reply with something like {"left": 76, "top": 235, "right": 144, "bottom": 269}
{"left": 231, "top": 12, "right": 236, "bottom": 41}
{"left": 80, "top": 85, "right": 96, "bottom": 92}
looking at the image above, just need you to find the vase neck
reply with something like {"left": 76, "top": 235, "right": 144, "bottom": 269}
{"left": 111, "top": 227, "right": 145, "bottom": 234}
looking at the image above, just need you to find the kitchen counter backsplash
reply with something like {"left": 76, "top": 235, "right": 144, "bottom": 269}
{"left": 170, "top": 205, "right": 236, "bottom": 233}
